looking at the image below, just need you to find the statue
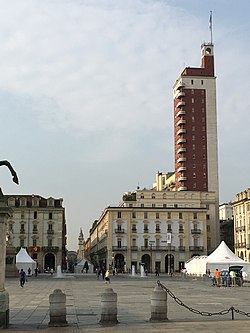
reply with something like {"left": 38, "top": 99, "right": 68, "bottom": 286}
{"left": 0, "top": 160, "right": 19, "bottom": 185}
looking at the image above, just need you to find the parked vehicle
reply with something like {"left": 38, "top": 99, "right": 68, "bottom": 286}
{"left": 220, "top": 266, "right": 243, "bottom": 287}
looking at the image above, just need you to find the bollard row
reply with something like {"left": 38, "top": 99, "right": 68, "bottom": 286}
{"left": 48, "top": 285, "right": 167, "bottom": 327}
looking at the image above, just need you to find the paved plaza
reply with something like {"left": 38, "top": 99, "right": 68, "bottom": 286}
{"left": 4, "top": 272, "right": 250, "bottom": 332}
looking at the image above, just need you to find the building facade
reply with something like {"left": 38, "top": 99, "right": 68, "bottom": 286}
{"left": 233, "top": 188, "right": 250, "bottom": 260}
{"left": 219, "top": 202, "right": 234, "bottom": 252}
{"left": 5, "top": 194, "right": 67, "bottom": 272}
{"left": 172, "top": 42, "right": 220, "bottom": 247}
{"left": 89, "top": 189, "right": 217, "bottom": 273}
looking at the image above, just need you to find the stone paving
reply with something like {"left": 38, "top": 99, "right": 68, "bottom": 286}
{"left": 4, "top": 272, "right": 250, "bottom": 332}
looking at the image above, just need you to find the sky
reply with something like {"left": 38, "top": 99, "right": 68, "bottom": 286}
{"left": 0, "top": 0, "right": 249, "bottom": 251}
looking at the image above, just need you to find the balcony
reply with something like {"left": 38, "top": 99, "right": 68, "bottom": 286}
{"left": 177, "top": 138, "right": 186, "bottom": 145}
{"left": 177, "top": 166, "right": 187, "bottom": 172}
{"left": 177, "top": 119, "right": 186, "bottom": 126}
{"left": 143, "top": 229, "right": 149, "bottom": 233}
{"left": 41, "top": 246, "right": 59, "bottom": 252}
{"left": 115, "top": 228, "right": 125, "bottom": 234}
{"left": 178, "top": 246, "right": 186, "bottom": 252}
{"left": 179, "top": 186, "right": 187, "bottom": 191}
{"left": 179, "top": 229, "right": 184, "bottom": 234}
{"left": 177, "top": 157, "right": 186, "bottom": 163}
{"left": 131, "top": 228, "right": 137, "bottom": 233}
{"left": 191, "top": 229, "right": 201, "bottom": 234}
{"left": 178, "top": 176, "right": 187, "bottom": 182}
{"left": 176, "top": 110, "right": 186, "bottom": 117}
{"left": 112, "top": 246, "right": 127, "bottom": 251}
{"left": 177, "top": 128, "right": 186, "bottom": 135}
{"left": 131, "top": 246, "right": 138, "bottom": 251}
{"left": 32, "top": 230, "right": 38, "bottom": 234}
{"left": 155, "top": 229, "right": 161, "bottom": 233}
{"left": 47, "top": 230, "right": 54, "bottom": 234}
{"left": 189, "top": 246, "right": 204, "bottom": 251}
{"left": 177, "top": 147, "right": 186, "bottom": 154}
{"left": 176, "top": 81, "right": 185, "bottom": 90}
{"left": 20, "top": 229, "right": 25, "bottom": 234}
{"left": 176, "top": 101, "right": 185, "bottom": 108}
{"left": 176, "top": 91, "right": 185, "bottom": 99}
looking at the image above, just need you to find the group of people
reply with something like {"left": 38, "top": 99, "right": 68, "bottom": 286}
{"left": 212, "top": 268, "right": 246, "bottom": 287}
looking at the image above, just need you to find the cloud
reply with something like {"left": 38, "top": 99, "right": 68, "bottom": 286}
{"left": 0, "top": 0, "right": 204, "bottom": 136}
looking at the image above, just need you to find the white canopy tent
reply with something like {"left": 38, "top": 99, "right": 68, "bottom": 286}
{"left": 206, "top": 241, "right": 249, "bottom": 273}
{"left": 16, "top": 248, "right": 37, "bottom": 275}
{"left": 185, "top": 241, "right": 250, "bottom": 276}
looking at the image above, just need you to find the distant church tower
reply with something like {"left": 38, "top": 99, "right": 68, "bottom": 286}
{"left": 77, "top": 228, "right": 85, "bottom": 261}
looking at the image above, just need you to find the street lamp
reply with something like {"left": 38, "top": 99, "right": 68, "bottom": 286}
{"left": 149, "top": 241, "right": 155, "bottom": 273}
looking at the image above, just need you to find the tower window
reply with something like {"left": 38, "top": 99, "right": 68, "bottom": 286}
{"left": 202, "top": 136, "right": 205, "bottom": 141}
{"left": 191, "top": 89, "right": 194, "bottom": 94}
{"left": 192, "top": 135, "right": 195, "bottom": 141}
{"left": 202, "top": 108, "right": 205, "bottom": 113}
{"left": 193, "top": 173, "right": 196, "bottom": 179}
{"left": 201, "top": 99, "right": 204, "bottom": 104}
{"left": 192, "top": 126, "right": 195, "bottom": 131}
{"left": 192, "top": 108, "right": 195, "bottom": 113}
{"left": 191, "top": 98, "right": 194, "bottom": 103}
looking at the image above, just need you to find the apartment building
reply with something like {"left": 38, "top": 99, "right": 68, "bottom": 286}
{"left": 5, "top": 194, "right": 67, "bottom": 272}
{"left": 233, "top": 188, "right": 250, "bottom": 260}
{"left": 89, "top": 189, "right": 216, "bottom": 273}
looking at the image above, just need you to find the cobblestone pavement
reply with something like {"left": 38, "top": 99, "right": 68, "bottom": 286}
{"left": 3, "top": 273, "right": 250, "bottom": 332}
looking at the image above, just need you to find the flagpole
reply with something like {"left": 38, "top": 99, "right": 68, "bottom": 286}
{"left": 209, "top": 11, "right": 213, "bottom": 44}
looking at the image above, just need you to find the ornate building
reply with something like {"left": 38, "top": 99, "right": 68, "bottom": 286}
{"left": 233, "top": 188, "right": 250, "bottom": 260}
{"left": 89, "top": 189, "right": 216, "bottom": 273}
{"left": 5, "top": 194, "right": 67, "bottom": 272}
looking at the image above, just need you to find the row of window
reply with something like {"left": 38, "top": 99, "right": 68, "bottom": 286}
{"left": 117, "top": 212, "right": 200, "bottom": 219}
{"left": 19, "top": 211, "right": 54, "bottom": 220}
{"left": 19, "top": 239, "right": 54, "bottom": 248}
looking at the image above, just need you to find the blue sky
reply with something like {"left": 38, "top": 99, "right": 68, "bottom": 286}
{"left": 0, "top": 0, "right": 249, "bottom": 250}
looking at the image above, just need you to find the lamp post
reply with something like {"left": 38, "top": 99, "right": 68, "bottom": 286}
{"left": 149, "top": 241, "right": 155, "bottom": 273}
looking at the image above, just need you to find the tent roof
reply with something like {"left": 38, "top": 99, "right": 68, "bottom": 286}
{"left": 16, "top": 248, "right": 36, "bottom": 263}
{"left": 206, "top": 241, "right": 245, "bottom": 264}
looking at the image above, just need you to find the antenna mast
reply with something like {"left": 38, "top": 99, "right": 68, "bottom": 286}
{"left": 209, "top": 11, "right": 213, "bottom": 44}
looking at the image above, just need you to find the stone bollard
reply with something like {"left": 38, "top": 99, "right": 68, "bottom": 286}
{"left": 48, "top": 289, "right": 68, "bottom": 327}
{"left": 99, "top": 288, "right": 118, "bottom": 324}
{"left": 0, "top": 291, "right": 9, "bottom": 328}
{"left": 150, "top": 285, "right": 168, "bottom": 322}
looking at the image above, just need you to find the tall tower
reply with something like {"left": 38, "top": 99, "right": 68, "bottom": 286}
{"left": 173, "top": 42, "right": 219, "bottom": 201}
{"left": 77, "top": 228, "right": 85, "bottom": 261}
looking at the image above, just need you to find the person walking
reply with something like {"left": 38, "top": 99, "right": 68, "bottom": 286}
{"left": 19, "top": 269, "right": 26, "bottom": 287}
{"left": 105, "top": 270, "right": 110, "bottom": 284}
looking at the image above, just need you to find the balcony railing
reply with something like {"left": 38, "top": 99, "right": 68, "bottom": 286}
{"left": 141, "top": 246, "right": 175, "bottom": 251}
{"left": 178, "top": 246, "right": 185, "bottom": 252}
{"left": 131, "top": 228, "right": 137, "bottom": 233}
{"left": 112, "top": 246, "right": 127, "bottom": 251}
{"left": 177, "top": 157, "right": 186, "bottom": 163}
{"left": 177, "top": 129, "right": 186, "bottom": 136}
{"left": 176, "top": 101, "right": 185, "bottom": 108}
{"left": 41, "top": 246, "right": 59, "bottom": 252}
{"left": 131, "top": 246, "right": 138, "bottom": 251}
{"left": 191, "top": 229, "right": 201, "bottom": 234}
{"left": 176, "top": 110, "right": 186, "bottom": 117}
{"left": 20, "top": 229, "right": 25, "bottom": 234}
{"left": 143, "top": 229, "right": 149, "bottom": 233}
{"left": 179, "top": 229, "right": 184, "bottom": 234}
{"left": 189, "top": 246, "right": 204, "bottom": 251}
{"left": 177, "top": 166, "right": 187, "bottom": 172}
{"left": 47, "top": 230, "right": 54, "bottom": 234}
{"left": 115, "top": 228, "right": 125, "bottom": 234}
{"left": 177, "top": 138, "right": 186, "bottom": 145}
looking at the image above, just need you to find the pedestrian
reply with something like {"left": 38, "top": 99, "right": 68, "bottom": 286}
{"left": 50, "top": 268, "right": 54, "bottom": 275}
{"left": 105, "top": 270, "right": 110, "bottom": 284}
{"left": 19, "top": 269, "right": 26, "bottom": 287}
{"left": 214, "top": 268, "right": 221, "bottom": 287}
{"left": 155, "top": 268, "right": 159, "bottom": 277}
{"left": 34, "top": 267, "right": 38, "bottom": 277}
{"left": 28, "top": 267, "right": 31, "bottom": 276}
{"left": 102, "top": 267, "right": 105, "bottom": 280}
